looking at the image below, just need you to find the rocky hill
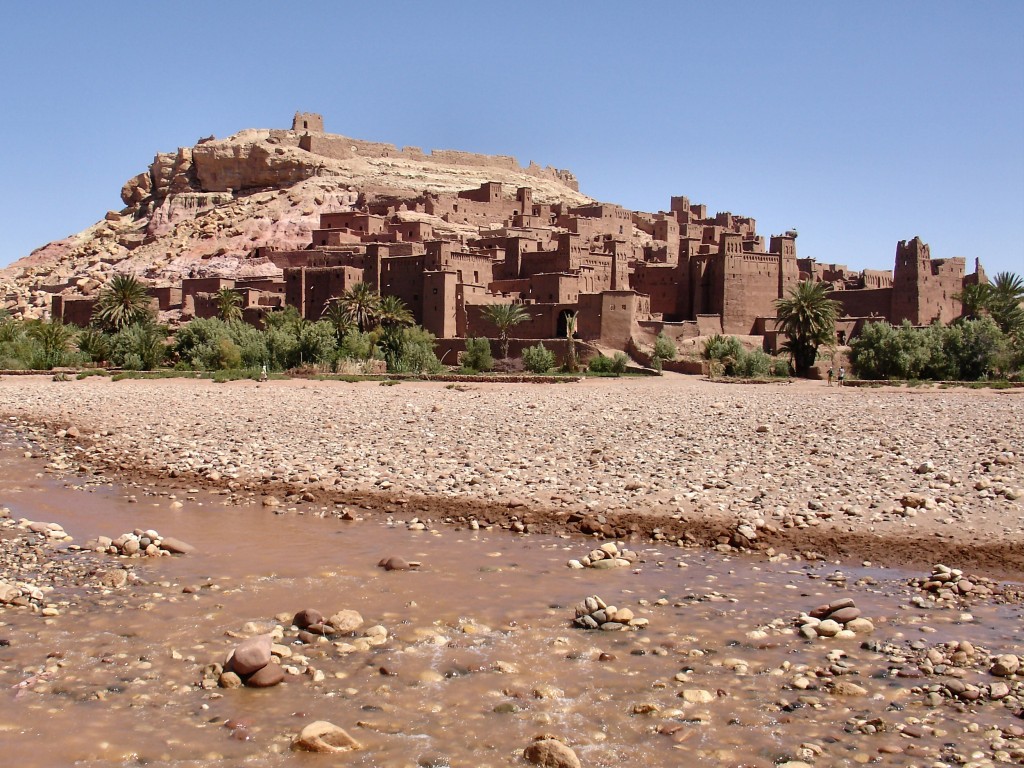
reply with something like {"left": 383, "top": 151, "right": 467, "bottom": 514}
{"left": 1, "top": 122, "right": 592, "bottom": 319}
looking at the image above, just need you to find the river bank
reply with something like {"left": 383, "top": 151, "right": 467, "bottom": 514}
{"left": 0, "top": 373, "right": 1021, "bottom": 575}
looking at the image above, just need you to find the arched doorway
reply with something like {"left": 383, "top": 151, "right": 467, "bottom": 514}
{"left": 557, "top": 309, "right": 575, "bottom": 338}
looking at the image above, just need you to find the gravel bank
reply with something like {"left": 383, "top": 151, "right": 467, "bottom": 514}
{"left": 1, "top": 374, "right": 1021, "bottom": 573}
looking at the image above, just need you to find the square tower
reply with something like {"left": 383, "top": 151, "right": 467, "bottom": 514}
{"left": 292, "top": 112, "right": 324, "bottom": 133}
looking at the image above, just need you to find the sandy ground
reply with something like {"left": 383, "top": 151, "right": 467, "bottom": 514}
{"left": 1, "top": 373, "right": 1022, "bottom": 576}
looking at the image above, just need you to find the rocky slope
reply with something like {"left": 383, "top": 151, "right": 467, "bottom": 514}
{"left": 0, "top": 126, "right": 593, "bottom": 319}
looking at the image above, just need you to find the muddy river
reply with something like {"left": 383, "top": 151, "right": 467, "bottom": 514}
{"left": 0, "top": 438, "right": 1022, "bottom": 767}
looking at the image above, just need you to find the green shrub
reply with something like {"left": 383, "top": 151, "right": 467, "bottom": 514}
{"left": 76, "top": 327, "right": 112, "bottom": 364}
{"left": 263, "top": 325, "right": 299, "bottom": 371}
{"left": 27, "top": 320, "right": 79, "bottom": 369}
{"left": 587, "top": 352, "right": 628, "bottom": 375}
{"left": 851, "top": 318, "right": 1018, "bottom": 381}
{"left": 227, "top": 321, "right": 268, "bottom": 368}
{"left": 337, "top": 329, "right": 379, "bottom": 361}
{"left": 298, "top": 321, "right": 337, "bottom": 366}
{"left": 588, "top": 354, "right": 614, "bottom": 373}
{"left": 387, "top": 326, "right": 444, "bottom": 374}
{"left": 770, "top": 356, "right": 792, "bottom": 377}
{"left": 730, "top": 348, "right": 773, "bottom": 378}
{"left": 702, "top": 334, "right": 744, "bottom": 363}
{"left": 110, "top": 322, "right": 168, "bottom": 371}
{"left": 653, "top": 332, "right": 676, "bottom": 362}
{"left": 461, "top": 337, "right": 493, "bottom": 372}
{"left": 522, "top": 343, "right": 555, "bottom": 374}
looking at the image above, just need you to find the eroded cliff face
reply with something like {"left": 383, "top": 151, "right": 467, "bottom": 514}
{"left": 1, "top": 126, "right": 590, "bottom": 319}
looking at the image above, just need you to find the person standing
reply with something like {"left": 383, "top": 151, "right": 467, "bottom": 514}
{"left": 827, "top": 367, "right": 834, "bottom": 386}
{"left": 838, "top": 366, "right": 845, "bottom": 386}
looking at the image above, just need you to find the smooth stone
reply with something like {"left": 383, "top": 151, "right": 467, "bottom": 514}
{"left": 523, "top": 738, "right": 581, "bottom": 768}
{"left": 218, "top": 671, "right": 242, "bottom": 689}
{"left": 292, "top": 721, "right": 363, "bottom": 753}
{"left": 329, "top": 609, "right": 364, "bottom": 634}
{"left": 292, "top": 608, "right": 323, "bottom": 629}
{"left": 680, "top": 689, "right": 715, "bottom": 704}
{"left": 230, "top": 634, "right": 273, "bottom": 676}
{"left": 991, "top": 654, "right": 1020, "bottom": 677}
{"left": 159, "top": 536, "right": 196, "bottom": 554}
{"left": 827, "top": 606, "right": 862, "bottom": 624}
{"left": 815, "top": 619, "right": 842, "bottom": 638}
{"left": 831, "top": 681, "right": 868, "bottom": 696}
{"left": 845, "top": 618, "right": 875, "bottom": 635}
{"left": 245, "top": 663, "right": 285, "bottom": 688}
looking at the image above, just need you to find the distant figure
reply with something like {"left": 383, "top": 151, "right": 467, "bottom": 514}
{"left": 259, "top": 363, "right": 268, "bottom": 382}
{"left": 838, "top": 366, "right": 845, "bottom": 386}
{"left": 827, "top": 367, "right": 834, "bottom": 386}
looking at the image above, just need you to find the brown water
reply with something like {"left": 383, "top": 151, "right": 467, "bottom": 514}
{"left": 1, "top": 439, "right": 1022, "bottom": 767}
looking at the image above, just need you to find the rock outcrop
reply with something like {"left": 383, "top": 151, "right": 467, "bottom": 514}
{"left": 1, "top": 121, "right": 590, "bottom": 319}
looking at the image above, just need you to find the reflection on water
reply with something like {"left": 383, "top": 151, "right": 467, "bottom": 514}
{"left": 0, "top": 445, "right": 1022, "bottom": 767}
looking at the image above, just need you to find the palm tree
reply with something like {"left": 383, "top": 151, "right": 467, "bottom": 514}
{"left": 774, "top": 281, "right": 841, "bottom": 376}
{"left": 987, "top": 272, "right": 1024, "bottom": 336}
{"left": 376, "top": 295, "right": 414, "bottom": 330}
{"left": 76, "top": 326, "right": 111, "bottom": 365}
{"left": 215, "top": 288, "right": 243, "bottom": 323}
{"left": 92, "top": 274, "right": 153, "bottom": 331}
{"left": 482, "top": 303, "right": 530, "bottom": 358}
{"left": 954, "top": 283, "right": 992, "bottom": 321}
{"left": 321, "top": 299, "right": 355, "bottom": 340}
{"left": 376, "top": 295, "right": 415, "bottom": 370}
{"left": 338, "top": 283, "right": 381, "bottom": 333}
{"left": 28, "top": 320, "right": 77, "bottom": 369}
{"left": 564, "top": 312, "right": 579, "bottom": 372}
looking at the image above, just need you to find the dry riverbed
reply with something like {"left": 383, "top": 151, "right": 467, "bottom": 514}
{"left": 0, "top": 373, "right": 1021, "bottom": 573}
{"left": 0, "top": 374, "right": 1023, "bottom": 767}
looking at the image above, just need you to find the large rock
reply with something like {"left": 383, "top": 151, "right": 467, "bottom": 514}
{"left": 523, "top": 738, "right": 581, "bottom": 768}
{"left": 292, "top": 608, "right": 323, "bottom": 629}
{"left": 229, "top": 634, "right": 272, "bottom": 676}
{"left": 291, "top": 721, "right": 363, "bottom": 753}
{"left": 159, "top": 536, "right": 196, "bottom": 555}
{"left": 245, "top": 662, "right": 285, "bottom": 688}
{"left": 191, "top": 141, "right": 330, "bottom": 194}
{"left": 329, "top": 609, "right": 364, "bottom": 634}
{"left": 0, "top": 582, "right": 20, "bottom": 604}
{"left": 991, "top": 654, "right": 1020, "bottom": 677}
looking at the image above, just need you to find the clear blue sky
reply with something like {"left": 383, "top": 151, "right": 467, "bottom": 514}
{"left": 1, "top": 1, "right": 1021, "bottom": 276}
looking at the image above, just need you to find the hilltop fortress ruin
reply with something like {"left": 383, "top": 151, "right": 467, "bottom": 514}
{"left": 9, "top": 113, "right": 985, "bottom": 357}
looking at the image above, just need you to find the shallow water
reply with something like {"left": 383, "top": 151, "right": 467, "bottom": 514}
{"left": 0, "top": 441, "right": 1022, "bottom": 767}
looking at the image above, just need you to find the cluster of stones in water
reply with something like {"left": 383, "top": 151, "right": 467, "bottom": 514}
{"left": 0, "top": 577, "right": 49, "bottom": 608}
{"left": 199, "top": 606, "right": 386, "bottom": 690}
{"left": 566, "top": 541, "right": 638, "bottom": 570}
{"left": 87, "top": 529, "right": 195, "bottom": 558}
{"left": 795, "top": 598, "right": 874, "bottom": 639}
{"left": 863, "top": 637, "right": 1024, "bottom": 710}
{"left": 9, "top": 515, "right": 72, "bottom": 542}
{"left": 909, "top": 563, "right": 996, "bottom": 601}
{"left": 573, "top": 594, "right": 648, "bottom": 631}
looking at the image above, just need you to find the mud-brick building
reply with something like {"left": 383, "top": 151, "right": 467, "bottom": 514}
{"left": 257, "top": 175, "right": 985, "bottom": 356}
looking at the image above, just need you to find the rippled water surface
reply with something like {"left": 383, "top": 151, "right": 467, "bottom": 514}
{"left": 0, "top": 445, "right": 1022, "bottom": 767}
